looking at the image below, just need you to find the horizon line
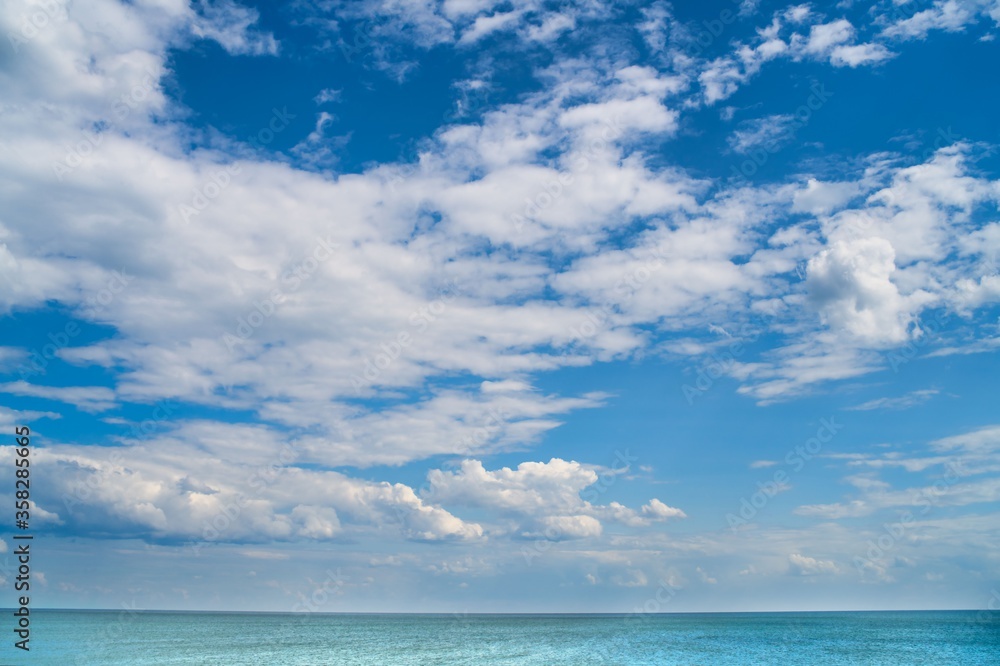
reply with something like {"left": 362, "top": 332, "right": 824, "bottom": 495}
{"left": 9, "top": 608, "right": 985, "bottom": 615}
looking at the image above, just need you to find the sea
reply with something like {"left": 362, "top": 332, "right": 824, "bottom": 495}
{"left": 3, "top": 610, "right": 998, "bottom": 664}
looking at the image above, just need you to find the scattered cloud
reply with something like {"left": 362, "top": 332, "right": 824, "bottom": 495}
{"left": 847, "top": 389, "right": 940, "bottom": 411}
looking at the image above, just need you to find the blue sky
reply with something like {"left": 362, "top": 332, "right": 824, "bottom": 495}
{"left": 1, "top": 0, "right": 999, "bottom": 613}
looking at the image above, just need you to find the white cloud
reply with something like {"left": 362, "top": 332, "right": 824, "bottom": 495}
{"left": 795, "top": 499, "right": 871, "bottom": 519}
{"left": 806, "top": 237, "right": 920, "bottom": 346}
{"left": 882, "top": 0, "right": 981, "bottom": 40}
{"left": 424, "top": 458, "right": 684, "bottom": 538}
{"left": 955, "top": 274, "right": 1000, "bottom": 309}
{"left": 524, "top": 515, "right": 602, "bottom": 540}
{"left": 314, "top": 88, "right": 342, "bottom": 105}
{"left": 803, "top": 19, "right": 855, "bottom": 54}
{"left": 704, "top": 145, "right": 999, "bottom": 401}
{"left": 789, "top": 17, "right": 896, "bottom": 67}
{"left": 25, "top": 440, "right": 485, "bottom": 544}
{"left": 0, "top": 406, "right": 60, "bottom": 428}
{"left": 847, "top": 389, "right": 940, "bottom": 411}
{"left": 191, "top": 0, "right": 279, "bottom": 55}
{"left": 524, "top": 11, "right": 575, "bottom": 42}
{"left": 791, "top": 178, "right": 860, "bottom": 215}
{"left": 558, "top": 97, "right": 679, "bottom": 136}
{"left": 320, "top": 0, "right": 604, "bottom": 61}
{"left": 728, "top": 114, "right": 796, "bottom": 153}
{"left": 638, "top": 1, "right": 671, "bottom": 53}
{"left": 783, "top": 5, "right": 812, "bottom": 23}
{"left": 696, "top": 566, "right": 718, "bottom": 584}
{"left": 0, "top": 381, "right": 117, "bottom": 413}
{"left": 932, "top": 424, "right": 1000, "bottom": 454}
{"left": 830, "top": 42, "right": 894, "bottom": 66}
{"left": 794, "top": 424, "right": 1000, "bottom": 523}
{"left": 641, "top": 498, "right": 687, "bottom": 520}
{"left": 699, "top": 32, "right": 789, "bottom": 105}
{"left": 788, "top": 553, "right": 841, "bottom": 575}
{"left": 480, "top": 379, "right": 533, "bottom": 393}
{"left": 1, "top": 0, "right": 999, "bottom": 597}
{"left": 692, "top": 10, "right": 901, "bottom": 103}
{"left": 735, "top": 340, "right": 883, "bottom": 403}
{"left": 457, "top": 9, "right": 522, "bottom": 44}
{"left": 611, "top": 568, "right": 649, "bottom": 587}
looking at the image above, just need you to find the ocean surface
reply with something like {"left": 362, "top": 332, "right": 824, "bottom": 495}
{"left": 3, "top": 610, "right": 998, "bottom": 665}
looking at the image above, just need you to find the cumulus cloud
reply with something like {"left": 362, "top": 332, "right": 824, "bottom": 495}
{"left": 26, "top": 439, "right": 484, "bottom": 544}
{"left": 806, "top": 237, "right": 917, "bottom": 345}
{"left": 424, "top": 458, "right": 684, "bottom": 538}
{"left": 523, "top": 514, "right": 603, "bottom": 540}
{"left": 641, "top": 498, "right": 687, "bottom": 521}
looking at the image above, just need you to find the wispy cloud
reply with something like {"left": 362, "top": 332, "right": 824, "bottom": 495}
{"left": 847, "top": 389, "right": 940, "bottom": 411}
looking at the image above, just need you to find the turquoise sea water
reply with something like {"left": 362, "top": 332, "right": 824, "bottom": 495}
{"left": 2, "top": 610, "right": 998, "bottom": 665}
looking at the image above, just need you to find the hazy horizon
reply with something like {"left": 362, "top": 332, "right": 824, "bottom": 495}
{"left": 2, "top": 0, "right": 999, "bottom": 625}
